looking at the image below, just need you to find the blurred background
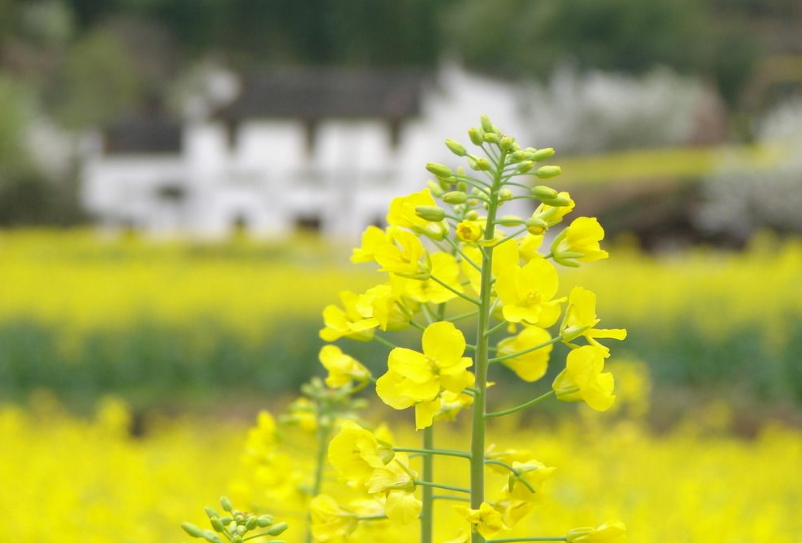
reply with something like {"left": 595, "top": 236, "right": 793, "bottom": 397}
{"left": 1, "top": 1, "right": 802, "bottom": 542}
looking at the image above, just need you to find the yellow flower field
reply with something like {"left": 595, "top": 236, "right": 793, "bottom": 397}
{"left": 1, "top": 395, "right": 800, "bottom": 543}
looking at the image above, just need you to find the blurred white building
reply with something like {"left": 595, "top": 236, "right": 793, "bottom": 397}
{"left": 81, "top": 65, "right": 542, "bottom": 239}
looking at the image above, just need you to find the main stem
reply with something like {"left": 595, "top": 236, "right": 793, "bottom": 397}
{"left": 306, "top": 420, "right": 331, "bottom": 543}
{"left": 470, "top": 151, "right": 505, "bottom": 543}
{"left": 421, "top": 425, "right": 434, "bottom": 543}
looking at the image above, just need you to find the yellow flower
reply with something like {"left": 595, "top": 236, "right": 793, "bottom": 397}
{"left": 355, "top": 280, "right": 413, "bottom": 332}
{"left": 351, "top": 225, "right": 390, "bottom": 263}
{"left": 567, "top": 521, "right": 627, "bottom": 543}
{"left": 504, "top": 460, "right": 556, "bottom": 502}
{"left": 494, "top": 499, "right": 535, "bottom": 528}
{"left": 365, "top": 453, "right": 421, "bottom": 525}
{"left": 309, "top": 495, "right": 359, "bottom": 542}
{"left": 328, "top": 421, "right": 390, "bottom": 484}
{"left": 242, "top": 411, "right": 278, "bottom": 463}
{"left": 456, "top": 220, "right": 483, "bottom": 242}
{"left": 459, "top": 245, "right": 483, "bottom": 294}
{"left": 496, "top": 258, "right": 560, "bottom": 325}
{"left": 529, "top": 191, "right": 575, "bottom": 234}
{"left": 319, "top": 346, "right": 371, "bottom": 388}
{"left": 320, "top": 291, "right": 378, "bottom": 342}
{"left": 497, "top": 326, "right": 553, "bottom": 382}
{"left": 384, "top": 489, "right": 422, "bottom": 525}
{"left": 456, "top": 502, "right": 507, "bottom": 539}
{"left": 434, "top": 389, "right": 474, "bottom": 422}
{"left": 518, "top": 233, "right": 545, "bottom": 262}
{"left": 551, "top": 217, "right": 609, "bottom": 266}
{"left": 485, "top": 445, "right": 533, "bottom": 474}
{"left": 375, "top": 322, "right": 473, "bottom": 430}
{"left": 375, "top": 227, "right": 428, "bottom": 277}
{"left": 387, "top": 188, "right": 448, "bottom": 240}
{"left": 404, "top": 252, "right": 463, "bottom": 304}
{"left": 562, "top": 287, "right": 627, "bottom": 354}
{"left": 553, "top": 346, "right": 616, "bottom": 411}
{"left": 284, "top": 397, "right": 318, "bottom": 432}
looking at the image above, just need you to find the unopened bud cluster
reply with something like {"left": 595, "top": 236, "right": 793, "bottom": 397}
{"left": 182, "top": 497, "right": 288, "bottom": 543}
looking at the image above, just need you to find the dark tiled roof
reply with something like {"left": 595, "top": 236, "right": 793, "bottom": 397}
{"left": 103, "top": 117, "right": 182, "bottom": 155}
{"left": 214, "top": 68, "right": 429, "bottom": 121}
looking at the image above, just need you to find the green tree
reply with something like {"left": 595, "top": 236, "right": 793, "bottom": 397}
{"left": 55, "top": 30, "right": 140, "bottom": 129}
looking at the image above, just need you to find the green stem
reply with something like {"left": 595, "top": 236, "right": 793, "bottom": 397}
{"left": 373, "top": 335, "right": 399, "bottom": 350}
{"left": 428, "top": 275, "right": 481, "bottom": 305}
{"left": 482, "top": 460, "right": 536, "bottom": 493}
{"left": 485, "top": 391, "right": 555, "bottom": 419}
{"left": 421, "top": 426, "right": 434, "bottom": 543}
{"left": 413, "top": 480, "right": 471, "bottom": 494}
{"left": 484, "top": 320, "right": 508, "bottom": 337}
{"left": 443, "top": 236, "right": 483, "bottom": 273}
{"left": 305, "top": 420, "right": 331, "bottom": 543}
{"left": 447, "top": 310, "right": 479, "bottom": 323}
{"left": 433, "top": 494, "right": 471, "bottom": 502}
{"left": 470, "top": 146, "right": 507, "bottom": 543}
{"left": 357, "top": 515, "right": 389, "bottom": 521}
{"left": 394, "top": 447, "right": 472, "bottom": 459}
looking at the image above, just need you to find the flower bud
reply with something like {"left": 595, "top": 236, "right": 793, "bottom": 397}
{"left": 245, "top": 517, "right": 258, "bottom": 530}
{"left": 415, "top": 206, "right": 446, "bottom": 222}
{"left": 480, "top": 114, "right": 494, "bottom": 133}
{"left": 483, "top": 132, "right": 500, "bottom": 144}
{"left": 497, "top": 215, "right": 524, "bottom": 226}
{"left": 474, "top": 158, "right": 492, "bottom": 171}
{"left": 525, "top": 217, "right": 548, "bottom": 235}
{"left": 427, "top": 180, "right": 445, "bottom": 197}
{"left": 535, "top": 166, "right": 562, "bottom": 179}
{"left": 466, "top": 210, "right": 479, "bottom": 220}
{"left": 542, "top": 195, "right": 572, "bottom": 207}
{"left": 204, "top": 507, "right": 220, "bottom": 519}
{"left": 220, "top": 497, "right": 233, "bottom": 512}
{"left": 426, "top": 163, "right": 453, "bottom": 179}
{"left": 532, "top": 148, "right": 556, "bottom": 161}
{"left": 456, "top": 220, "right": 483, "bottom": 242}
{"left": 211, "top": 518, "right": 226, "bottom": 532}
{"left": 443, "top": 191, "right": 468, "bottom": 204}
{"left": 202, "top": 529, "right": 224, "bottom": 543}
{"left": 499, "top": 188, "right": 513, "bottom": 202}
{"left": 509, "top": 150, "right": 527, "bottom": 163}
{"left": 445, "top": 139, "right": 466, "bottom": 156}
{"left": 468, "top": 127, "right": 484, "bottom": 145}
{"left": 268, "top": 522, "right": 289, "bottom": 536}
{"left": 182, "top": 522, "right": 204, "bottom": 538}
{"left": 257, "top": 515, "right": 274, "bottom": 527}
{"left": 532, "top": 185, "right": 558, "bottom": 200}
{"left": 500, "top": 136, "right": 516, "bottom": 152}
{"left": 516, "top": 161, "right": 534, "bottom": 173}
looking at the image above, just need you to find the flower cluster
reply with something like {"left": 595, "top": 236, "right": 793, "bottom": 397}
{"left": 311, "top": 116, "right": 628, "bottom": 543}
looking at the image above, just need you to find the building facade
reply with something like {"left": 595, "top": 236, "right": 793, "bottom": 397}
{"left": 82, "top": 64, "right": 534, "bottom": 240}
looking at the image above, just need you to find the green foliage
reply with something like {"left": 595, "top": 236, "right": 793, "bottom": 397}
{"left": 55, "top": 30, "right": 140, "bottom": 129}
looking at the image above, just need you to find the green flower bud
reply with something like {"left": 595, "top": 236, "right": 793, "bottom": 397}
{"left": 211, "top": 518, "right": 226, "bottom": 533}
{"left": 499, "top": 188, "right": 513, "bottom": 201}
{"left": 221, "top": 518, "right": 232, "bottom": 526}
{"left": 532, "top": 185, "right": 558, "bottom": 200}
{"left": 220, "top": 497, "right": 233, "bottom": 512}
{"left": 542, "top": 195, "right": 572, "bottom": 207}
{"left": 525, "top": 217, "right": 549, "bottom": 234}
{"left": 202, "top": 529, "right": 224, "bottom": 543}
{"left": 500, "top": 136, "right": 516, "bottom": 152}
{"left": 509, "top": 150, "right": 527, "bottom": 163}
{"left": 427, "top": 180, "right": 445, "bottom": 197}
{"left": 497, "top": 215, "right": 524, "bottom": 226}
{"left": 257, "top": 515, "right": 274, "bottom": 527}
{"left": 204, "top": 507, "right": 220, "bottom": 519}
{"left": 516, "top": 161, "right": 534, "bottom": 173}
{"left": 480, "top": 115, "right": 494, "bottom": 133}
{"left": 472, "top": 158, "right": 492, "bottom": 171}
{"left": 466, "top": 210, "right": 479, "bottom": 220}
{"left": 268, "top": 522, "right": 289, "bottom": 536}
{"left": 237, "top": 525, "right": 247, "bottom": 535}
{"left": 456, "top": 180, "right": 468, "bottom": 193}
{"left": 445, "top": 139, "right": 466, "bottom": 156}
{"left": 532, "top": 148, "right": 556, "bottom": 161}
{"left": 483, "top": 132, "right": 499, "bottom": 144}
{"left": 468, "top": 127, "right": 484, "bottom": 146}
{"left": 443, "top": 191, "right": 468, "bottom": 204}
{"left": 246, "top": 517, "right": 258, "bottom": 530}
{"left": 182, "top": 522, "right": 204, "bottom": 538}
{"left": 415, "top": 206, "right": 446, "bottom": 222}
{"left": 536, "top": 165, "right": 562, "bottom": 179}
{"left": 426, "top": 163, "right": 453, "bottom": 179}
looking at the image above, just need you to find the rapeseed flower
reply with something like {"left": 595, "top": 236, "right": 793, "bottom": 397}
{"left": 456, "top": 502, "right": 507, "bottom": 539}
{"left": 497, "top": 326, "right": 554, "bottom": 382}
{"left": 328, "top": 421, "right": 390, "bottom": 484}
{"left": 387, "top": 188, "right": 448, "bottom": 240}
{"left": 553, "top": 346, "right": 616, "bottom": 411}
{"left": 562, "top": 287, "right": 627, "bottom": 353}
{"left": 567, "top": 521, "right": 627, "bottom": 542}
{"left": 496, "top": 258, "right": 561, "bottom": 325}
{"left": 309, "top": 495, "right": 359, "bottom": 542}
{"left": 319, "top": 346, "right": 371, "bottom": 389}
{"left": 551, "top": 217, "right": 609, "bottom": 266}
{"left": 320, "top": 291, "right": 378, "bottom": 342}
